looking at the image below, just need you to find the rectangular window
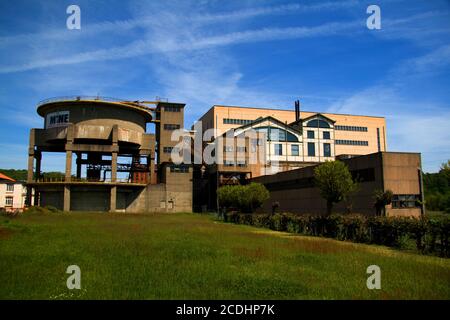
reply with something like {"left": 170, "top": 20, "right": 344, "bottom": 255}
{"left": 392, "top": 195, "right": 420, "bottom": 209}
{"left": 5, "top": 196, "right": 13, "bottom": 206}
{"left": 236, "top": 146, "right": 246, "bottom": 153}
{"left": 236, "top": 161, "right": 247, "bottom": 167}
{"left": 335, "top": 125, "right": 368, "bottom": 132}
{"left": 163, "top": 146, "right": 179, "bottom": 153}
{"left": 164, "top": 124, "right": 180, "bottom": 130}
{"left": 291, "top": 144, "right": 299, "bottom": 156}
{"left": 223, "top": 145, "right": 233, "bottom": 152}
{"left": 323, "top": 143, "right": 331, "bottom": 157}
{"left": 308, "top": 142, "right": 315, "bottom": 156}
{"left": 223, "top": 118, "right": 254, "bottom": 125}
{"left": 307, "top": 130, "right": 315, "bottom": 139}
{"left": 164, "top": 106, "right": 181, "bottom": 112}
{"left": 323, "top": 131, "right": 330, "bottom": 140}
{"left": 335, "top": 140, "right": 369, "bottom": 146}
{"left": 274, "top": 144, "right": 283, "bottom": 155}
{"left": 170, "top": 165, "right": 189, "bottom": 173}
{"left": 6, "top": 184, "right": 14, "bottom": 192}
{"left": 224, "top": 161, "right": 234, "bottom": 167}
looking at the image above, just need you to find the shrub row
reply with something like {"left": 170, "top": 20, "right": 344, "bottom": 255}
{"left": 224, "top": 212, "right": 450, "bottom": 257}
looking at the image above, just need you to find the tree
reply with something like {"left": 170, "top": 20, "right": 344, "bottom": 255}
{"left": 241, "top": 182, "right": 270, "bottom": 213}
{"left": 373, "top": 189, "right": 393, "bottom": 216}
{"left": 314, "top": 161, "right": 358, "bottom": 215}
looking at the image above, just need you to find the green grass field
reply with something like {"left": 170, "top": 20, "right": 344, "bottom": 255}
{"left": 1, "top": 212, "right": 449, "bottom": 299}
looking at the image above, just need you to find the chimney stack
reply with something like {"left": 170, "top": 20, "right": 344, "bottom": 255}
{"left": 295, "top": 100, "right": 300, "bottom": 122}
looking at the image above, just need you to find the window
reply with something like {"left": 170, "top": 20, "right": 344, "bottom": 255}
{"left": 335, "top": 140, "right": 369, "bottom": 146}
{"left": 291, "top": 144, "right": 299, "bottom": 156}
{"left": 223, "top": 145, "right": 233, "bottom": 152}
{"left": 307, "top": 142, "right": 315, "bottom": 156}
{"left": 335, "top": 125, "right": 368, "bottom": 132}
{"left": 323, "top": 143, "right": 331, "bottom": 157}
{"left": 274, "top": 144, "right": 283, "bottom": 155}
{"left": 223, "top": 118, "right": 254, "bottom": 125}
{"left": 224, "top": 161, "right": 234, "bottom": 167}
{"left": 163, "top": 146, "right": 179, "bottom": 153}
{"left": 6, "top": 184, "right": 14, "bottom": 192}
{"left": 306, "top": 119, "right": 330, "bottom": 128}
{"left": 392, "top": 195, "right": 420, "bottom": 209}
{"left": 307, "top": 130, "right": 315, "bottom": 139}
{"left": 164, "top": 124, "right": 180, "bottom": 130}
{"left": 5, "top": 196, "right": 13, "bottom": 206}
{"left": 323, "top": 131, "right": 330, "bottom": 140}
{"left": 236, "top": 146, "right": 246, "bottom": 153}
{"left": 254, "top": 126, "right": 299, "bottom": 142}
{"left": 237, "top": 161, "right": 247, "bottom": 167}
{"left": 164, "top": 106, "right": 181, "bottom": 112}
{"left": 170, "top": 165, "right": 189, "bottom": 173}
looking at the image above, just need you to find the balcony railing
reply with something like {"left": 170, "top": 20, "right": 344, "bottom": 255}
{"left": 36, "top": 96, "right": 153, "bottom": 112}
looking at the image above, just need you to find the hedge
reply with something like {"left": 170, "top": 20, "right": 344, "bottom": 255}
{"left": 224, "top": 212, "right": 450, "bottom": 257}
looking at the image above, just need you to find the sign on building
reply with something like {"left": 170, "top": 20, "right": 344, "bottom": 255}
{"left": 46, "top": 111, "right": 70, "bottom": 128}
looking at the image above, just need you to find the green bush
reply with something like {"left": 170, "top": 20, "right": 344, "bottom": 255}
{"left": 218, "top": 183, "right": 269, "bottom": 213}
{"left": 223, "top": 212, "right": 450, "bottom": 257}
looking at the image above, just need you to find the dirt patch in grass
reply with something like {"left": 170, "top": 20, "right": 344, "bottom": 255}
{"left": 232, "top": 246, "right": 270, "bottom": 260}
{"left": 0, "top": 227, "right": 14, "bottom": 239}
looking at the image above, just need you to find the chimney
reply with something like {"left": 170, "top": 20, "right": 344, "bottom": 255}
{"left": 295, "top": 100, "right": 300, "bottom": 122}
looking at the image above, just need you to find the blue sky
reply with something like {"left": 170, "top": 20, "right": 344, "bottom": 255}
{"left": 0, "top": 0, "right": 449, "bottom": 172}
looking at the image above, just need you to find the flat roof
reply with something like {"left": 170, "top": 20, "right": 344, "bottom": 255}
{"left": 211, "top": 104, "right": 386, "bottom": 119}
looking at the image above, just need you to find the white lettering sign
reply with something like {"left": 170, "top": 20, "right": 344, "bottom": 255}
{"left": 46, "top": 111, "right": 70, "bottom": 128}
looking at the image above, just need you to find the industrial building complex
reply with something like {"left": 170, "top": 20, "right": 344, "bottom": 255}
{"left": 25, "top": 97, "right": 424, "bottom": 217}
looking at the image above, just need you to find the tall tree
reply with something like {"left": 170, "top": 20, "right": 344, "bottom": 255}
{"left": 314, "top": 161, "right": 358, "bottom": 215}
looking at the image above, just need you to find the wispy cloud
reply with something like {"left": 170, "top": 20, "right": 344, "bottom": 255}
{"left": 0, "top": 20, "right": 362, "bottom": 74}
{"left": 0, "top": 0, "right": 359, "bottom": 47}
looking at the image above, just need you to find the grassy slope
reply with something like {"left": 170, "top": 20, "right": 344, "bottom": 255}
{"left": 0, "top": 212, "right": 449, "bottom": 300}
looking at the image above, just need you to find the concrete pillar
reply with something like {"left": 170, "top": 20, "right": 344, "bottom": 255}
{"left": 64, "top": 185, "right": 71, "bottom": 211}
{"left": 111, "top": 152, "right": 117, "bottom": 182}
{"left": 33, "top": 190, "right": 39, "bottom": 206}
{"left": 27, "top": 154, "right": 34, "bottom": 182}
{"left": 35, "top": 151, "right": 41, "bottom": 180}
{"left": 110, "top": 186, "right": 117, "bottom": 212}
{"left": 65, "top": 151, "right": 72, "bottom": 182}
{"left": 76, "top": 152, "right": 82, "bottom": 179}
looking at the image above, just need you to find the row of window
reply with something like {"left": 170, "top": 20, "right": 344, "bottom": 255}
{"left": 335, "top": 125, "right": 368, "bottom": 132}
{"left": 223, "top": 161, "right": 247, "bottom": 167}
{"left": 272, "top": 143, "right": 331, "bottom": 157}
{"left": 335, "top": 140, "right": 369, "bottom": 146}
{"left": 163, "top": 124, "right": 181, "bottom": 131}
{"left": 163, "top": 106, "right": 182, "bottom": 112}
{"left": 223, "top": 146, "right": 247, "bottom": 152}
{"left": 306, "top": 131, "right": 331, "bottom": 140}
{"left": 392, "top": 195, "right": 421, "bottom": 209}
{"left": 223, "top": 118, "right": 254, "bottom": 125}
